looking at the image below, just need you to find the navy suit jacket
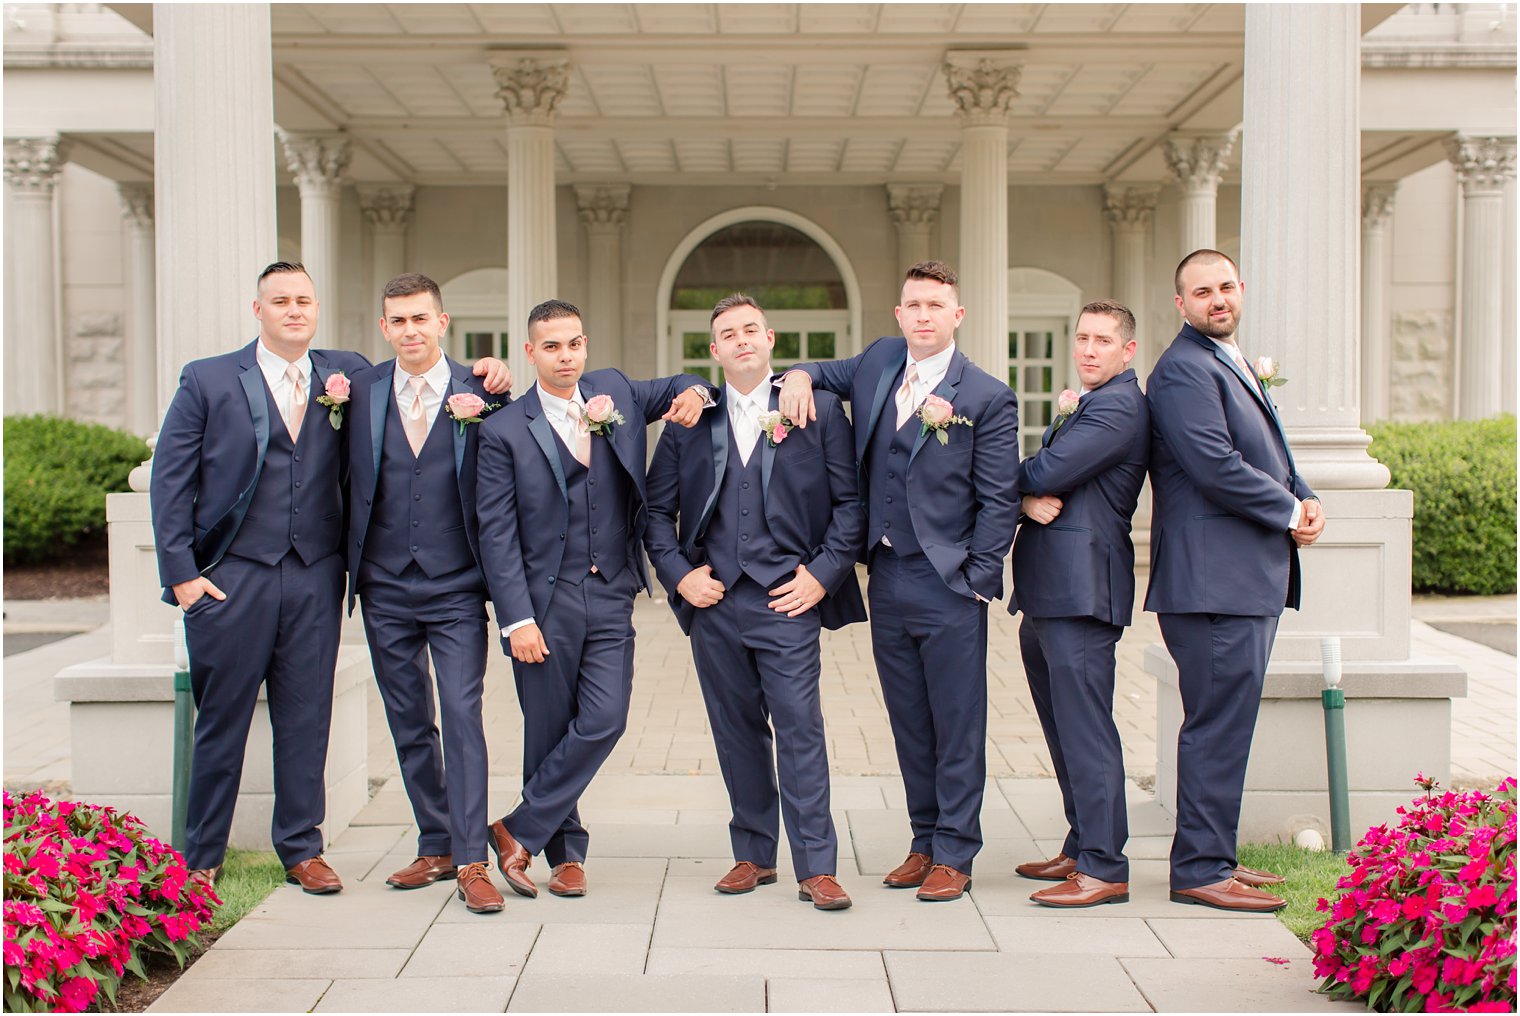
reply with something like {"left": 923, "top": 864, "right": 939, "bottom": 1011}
{"left": 796, "top": 337, "right": 1020, "bottom": 601}
{"left": 475, "top": 370, "right": 712, "bottom": 642}
{"left": 344, "top": 356, "right": 503, "bottom": 614}
{"left": 644, "top": 386, "right": 868, "bottom": 636}
{"left": 1144, "top": 323, "right": 1315, "bottom": 617}
{"left": 150, "top": 339, "right": 370, "bottom": 603}
{"left": 1009, "top": 369, "right": 1149, "bottom": 627}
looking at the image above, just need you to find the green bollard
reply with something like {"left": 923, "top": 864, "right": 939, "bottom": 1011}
{"left": 172, "top": 669, "right": 193, "bottom": 853}
{"left": 1320, "top": 637, "right": 1351, "bottom": 853}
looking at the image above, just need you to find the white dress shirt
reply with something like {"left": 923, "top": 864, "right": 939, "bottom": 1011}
{"left": 726, "top": 382, "right": 770, "bottom": 465}
{"left": 393, "top": 353, "right": 452, "bottom": 429}
{"left": 255, "top": 340, "right": 312, "bottom": 433}
{"left": 900, "top": 341, "right": 957, "bottom": 417}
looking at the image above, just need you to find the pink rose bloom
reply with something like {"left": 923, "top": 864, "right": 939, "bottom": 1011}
{"left": 1254, "top": 355, "right": 1276, "bottom": 379}
{"left": 920, "top": 394, "right": 954, "bottom": 427}
{"left": 447, "top": 393, "right": 486, "bottom": 420}
{"left": 323, "top": 372, "right": 351, "bottom": 403}
{"left": 1057, "top": 389, "right": 1080, "bottom": 416}
{"left": 772, "top": 424, "right": 788, "bottom": 444}
{"left": 584, "top": 393, "right": 615, "bottom": 423}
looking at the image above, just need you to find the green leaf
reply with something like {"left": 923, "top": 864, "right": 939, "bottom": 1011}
{"left": 935, "top": 429, "right": 948, "bottom": 446}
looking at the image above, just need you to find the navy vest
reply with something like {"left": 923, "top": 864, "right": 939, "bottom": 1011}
{"left": 363, "top": 395, "right": 474, "bottom": 579}
{"left": 704, "top": 433, "right": 800, "bottom": 589}
{"left": 555, "top": 428, "right": 631, "bottom": 584}
{"left": 226, "top": 378, "right": 341, "bottom": 567}
{"left": 865, "top": 384, "right": 923, "bottom": 556}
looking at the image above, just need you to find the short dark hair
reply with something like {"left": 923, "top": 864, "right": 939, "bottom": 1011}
{"left": 1079, "top": 299, "right": 1136, "bottom": 343}
{"left": 381, "top": 272, "right": 443, "bottom": 312}
{"left": 904, "top": 259, "right": 958, "bottom": 295}
{"left": 709, "top": 292, "right": 766, "bottom": 329}
{"left": 257, "top": 261, "right": 310, "bottom": 291}
{"left": 527, "top": 300, "right": 582, "bottom": 337}
{"left": 1174, "top": 249, "right": 1239, "bottom": 295}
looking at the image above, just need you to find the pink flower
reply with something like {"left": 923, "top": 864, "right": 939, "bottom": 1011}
{"left": 1057, "top": 389, "right": 1080, "bottom": 416}
{"left": 322, "top": 371, "right": 351, "bottom": 403}
{"left": 772, "top": 424, "right": 788, "bottom": 444}
{"left": 446, "top": 392, "right": 487, "bottom": 421}
{"left": 919, "top": 394, "right": 954, "bottom": 427}
{"left": 584, "top": 393, "right": 616, "bottom": 424}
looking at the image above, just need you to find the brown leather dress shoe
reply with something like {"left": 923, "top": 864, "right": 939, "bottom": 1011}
{"left": 916, "top": 864, "right": 972, "bottom": 902}
{"left": 487, "top": 819, "right": 538, "bottom": 898}
{"left": 386, "top": 854, "right": 457, "bottom": 889}
{"left": 715, "top": 861, "right": 778, "bottom": 894}
{"left": 188, "top": 865, "right": 223, "bottom": 887}
{"left": 455, "top": 862, "right": 505, "bottom": 914}
{"left": 797, "top": 874, "right": 852, "bottom": 911}
{"left": 549, "top": 861, "right": 587, "bottom": 897}
{"left": 1030, "top": 872, "right": 1129, "bottom": 908}
{"left": 285, "top": 856, "right": 343, "bottom": 895}
{"left": 1015, "top": 853, "right": 1076, "bottom": 882}
{"left": 1233, "top": 864, "right": 1287, "bottom": 887}
{"left": 882, "top": 851, "right": 933, "bottom": 888}
{"left": 1171, "top": 877, "right": 1287, "bottom": 912}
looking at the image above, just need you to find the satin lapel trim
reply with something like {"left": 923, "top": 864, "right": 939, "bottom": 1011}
{"left": 697, "top": 402, "right": 727, "bottom": 538}
{"left": 446, "top": 372, "right": 469, "bottom": 480}
{"left": 1214, "top": 344, "right": 1271, "bottom": 412}
{"left": 528, "top": 413, "right": 569, "bottom": 506}
{"left": 369, "top": 374, "right": 390, "bottom": 481}
{"left": 1047, "top": 399, "right": 1087, "bottom": 447}
{"left": 863, "top": 352, "right": 905, "bottom": 452}
{"left": 760, "top": 386, "right": 778, "bottom": 501}
{"left": 238, "top": 366, "right": 271, "bottom": 479}
{"left": 909, "top": 370, "right": 961, "bottom": 463}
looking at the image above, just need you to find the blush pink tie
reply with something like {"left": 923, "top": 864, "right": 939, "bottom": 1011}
{"left": 284, "top": 364, "right": 307, "bottom": 441}
{"left": 894, "top": 362, "right": 920, "bottom": 431}
{"left": 404, "top": 375, "right": 428, "bottom": 456}
{"left": 574, "top": 407, "right": 592, "bottom": 468}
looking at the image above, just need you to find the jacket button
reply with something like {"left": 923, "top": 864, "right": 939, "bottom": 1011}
{"left": 548, "top": 576, "right": 556, "bottom": 584}
{"left": 883, "top": 521, "right": 891, "bottom": 529}
{"left": 410, "top": 544, "right": 419, "bottom": 552}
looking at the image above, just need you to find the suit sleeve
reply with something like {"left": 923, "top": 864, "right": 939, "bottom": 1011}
{"left": 804, "top": 397, "right": 866, "bottom": 592}
{"left": 793, "top": 350, "right": 865, "bottom": 402}
{"left": 1019, "top": 394, "right": 1136, "bottom": 496}
{"left": 963, "top": 385, "right": 1021, "bottom": 599}
{"left": 626, "top": 372, "right": 717, "bottom": 426}
{"left": 149, "top": 365, "right": 209, "bottom": 589}
{"left": 1148, "top": 360, "right": 1299, "bottom": 531}
{"left": 474, "top": 421, "right": 534, "bottom": 642}
{"left": 642, "top": 426, "right": 697, "bottom": 596}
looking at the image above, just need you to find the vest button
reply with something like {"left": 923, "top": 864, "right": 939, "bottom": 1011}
{"left": 592, "top": 528, "right": 598, "bottom": 535}
{"left": 887, "top": 472, "right": 895, "bottom": 479}
{"left": 741, "top": 509, "right": 749, "bottom": 516}
{"left": 294, "top": 508, "right": 301, "bottom": 515}
{"left": 410, "top": 544, "right": 419, "bottom": 552}
{"left": 885, "top": 496, "right": 893, "bottom": 504}
{"left": 740, "top": 534, "right": 749, "bottom": 542}
{"left": 548, "top": 576, "right": 556, "bottom": 583}
{"left": 294, "top": 455, "right": 301, "bottom": 463}
{"left": 883, "top": 521, "right": 891, "bottom": 528}
{"left": 293, "top": 533, "right": 301, "bottom": 540}
{"left": 591, "top": 504, "right": 598, "bottom": 511}
{"left": 294, "top": 480, "right": 302, "bottom": 488}
{"left": 412, "top": 520, "right": 420, "bottom": 527}
{"left": 742, "top": 482, "right": 750, "bottom": 489}
{"left": 415, "top": 469, "right": 422, "bottom": 476}
{"left": 890, "top": 447, "right": 898, "bottom": 455}
{"left": 414, "top": 494, "right": 422, "bottom": 501}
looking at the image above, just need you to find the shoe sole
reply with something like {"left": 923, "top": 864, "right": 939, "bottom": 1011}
{"left": 881, "top": 877, "right": 926, "bottom": 888}
{"left": 548, "top": 886, "right": 587, "bottom": 897}
{"left": 487, "top": 835, "right": 539, "bottom": 898}
{"left": 716, "top": 874, "right": 777, "bottom": 894}
{"left": 916, "top": 879, "right": 972, "bottom": 902}
{"left": 285, "top": 877, "right": 341, "bottom": 895}
{"left": 1032, "top": 892, "right": 1130, "bottom": 908}
{"left": 1015, "top": 870, "right": 1073, "bottom": 882}
{"left": 797, "top": 891, "right": 852, "bottom": 910}
{"left": 1169, "top": 890, "right": 1286, "bottom": 913}
{"left": 458, "top": 888, "right": 506, "bottom": 913}
{"left": 386, "top": 871, "right": 459, "bottom": 890}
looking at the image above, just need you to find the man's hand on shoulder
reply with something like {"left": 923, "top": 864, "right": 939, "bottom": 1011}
{"left": 508, "top": 622, "right": 551, "bottom": 663}
{"left": 777, "top": 371, "right": 816, "bottom": 428}
{"left": 662, "top": 386, "right": 709, "bottom": 429}
{"left": 172, "top": 576, "right": 226, "bottom": 611}
{"left": 1293, "top": 497, "right": 1326, "bottom": 547}
{"left": 1021, "top": 495, "right": 1063, "bottom": 525}
{"left": 471, "top": 357, "right": 512, "bottom": 395}
{"left": 677, "top": 565, "right": 726, "bottom": 608}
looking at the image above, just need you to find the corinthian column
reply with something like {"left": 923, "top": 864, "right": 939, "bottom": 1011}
{"left": 358, "top": 183, "right": 415, "bottom": 360}
{"left": 887, "top": 184, "right": 944, "bottom": 276}
{"left": 945, "top": 56, "right": 1019, "bottom": 376}
{"left": 1103, "top": 184, "right": 1160, "bottom": 376}
{"left": 1163, "top": 132, "right": 1236, "bottom": 257}
{"left": 494, "top": 56, "right": 568, "bottom": 391}
{"left": 1445, "top": 136, "right": 1517, "bottom": 420}
{"left": 4, "top": 136, "right": 69, "bottom": 416}
{"left": 575, "top": 184, "right": 630, "bottom": 369}
{"left": 279, "top": 131, "right": 351, "bottom": 348}
{"left": 118, "top": 182, "right": 157, "bottom": 435}
{"left": 1360, "top": 183, "right": 1397, "bottom": 423}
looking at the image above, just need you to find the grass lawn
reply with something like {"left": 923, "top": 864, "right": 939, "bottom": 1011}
{"left": 1237, "top": 842, "right": 1353, "bottom": 942}
{"left": 208, "top": 848, "right": 287, "bottom": 934}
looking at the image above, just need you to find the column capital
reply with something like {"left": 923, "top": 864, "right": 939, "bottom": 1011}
{"left": 4, "top": 136, "right": 71, "bottom": 195}
{"left": 492, "top": 56, "right": 570, "bottom": 128}
{"left": 1103, "top": 183, "right": 1161, "bottom": 229}
{"left": 1445, "top": 135, "right": 1517, "bottom": 195}
{"left": 278, "top": 131, "right": 352, "bottom": 198}
{"left": 943, "top": 56, "right": 1020, "bottom": 126}
{"left": 574, "top": 184, "right": 630, "bottom": 233}
{"left": 887, "top": 184, "right": 944, "bottom": 233}
{"left": 356, "top": 183, "right": 416, "bottom": 232}
{"left": 1163, "top": 131, "right": 1237, "bottom": 192}
{"left": 1361, "top": 182, "right": 1398, "bottom": 226}
{"left": 117, "top": 181, "right": 154, "bottom": 229}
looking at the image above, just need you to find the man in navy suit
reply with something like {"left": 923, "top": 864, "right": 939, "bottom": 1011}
{"left": 780, "top": 260, "right": 1020, "bottom": 902}
{"left": 151, "top": 262, "right": 509, "bottom": 895}
{"left": 476, "top": 299, "right": 712, "bottom": 899}
{"left": 346, "top": 273, "right": 506, "bottom": 914}
{"left": 1146, "top": 250, "right": 1325, "bottom": 913}
{"left": 645, "top": 294, "right": 867, "bottom": 911}
{"left": 1008, "top": 300, "right": 1148, "bottom": 908}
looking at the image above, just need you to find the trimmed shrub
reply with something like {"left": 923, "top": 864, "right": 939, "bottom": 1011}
{"left": 3, "top": 415, "right": 148, "bottom": 565}
{"left": 1367, "top": 417, "right": 1517, "bottom": 595}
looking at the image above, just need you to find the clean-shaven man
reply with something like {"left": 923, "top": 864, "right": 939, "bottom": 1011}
{"left": 1146, "top": 249, "right": 1325, "bottom": 913}
{"left": 645, "top": 294, "right": 867, "bottom": 911}
{"left": 476, "top": 299, "right": 712, "bottom": 899}
{"left": 347, "top": 273, "right": 505, "bottom": 914}
{"left": 780, "top": 260, "right": 1020, "bottom": 902}
{"left": 1009, "top": 300, "right": 1148, "bottom": 908}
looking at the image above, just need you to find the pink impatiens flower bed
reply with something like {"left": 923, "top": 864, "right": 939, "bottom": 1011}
{"left": 1313, "top": 776, "right": 1517, "bottom": 1012}
{"left": 3, "top": 791, "right": 218, "bottom": 1013}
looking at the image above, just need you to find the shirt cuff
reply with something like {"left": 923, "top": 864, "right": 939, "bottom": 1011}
{"left": 773, "top": 369, "right": 810, "bottom": 388}
{"left": 502, "top": 617, "right": 535, "bottom": 638}
{"left": 1288, "top": 500, "right": 1303, "bottom": 532}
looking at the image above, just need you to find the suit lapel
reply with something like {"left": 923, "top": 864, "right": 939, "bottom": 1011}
{"left": 696, "top": 393, "right": 728, "bottom": 538}
{"left": 1047, "top": 397, "right": 1088, "bottom": 448}
{"left": 238, "top": 359, "right": 272, "bottom": 471}
{"left": 760, "top": 387, "right": 778, "bottom": 501}
{"left": 524, "top": 389, "right": 570, "bottom": 505}
{"left": 909, "top": 352, "right": 964, "bottom": 463}
{"left": 863, "top": 350, "right": 905, "bottom": 453}
{"left": 368, "top": 371, "right": 391, "bottom": 481}
{"left": 446, "top": 359, "right": 471, "bottom": 482}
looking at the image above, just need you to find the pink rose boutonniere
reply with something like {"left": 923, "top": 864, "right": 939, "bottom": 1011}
{"left": 444, "top": 392, "right": 501, "bottom": 435}
{"left": 1254, "top": 356, "right": 1288, "bottom": 389}
{"left": 1052, "top": 388, "right": 1080, "bottom": 431}
{"left": 581, "top": 393, "right": 626, "bottom": 437}
{"left": 315, "top": 371, "right": 351, "bottom": 430}
{"left": 917, "top": 394, "right": 973, "bottom": 446}
{"left": 756, "top": 411, "right": 793, "bottom": 447}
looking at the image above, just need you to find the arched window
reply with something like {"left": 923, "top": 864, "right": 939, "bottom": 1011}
{"left": 1007, "top": 267, "right": 1085, "bottom": 456}
{"left": 441, "top": 267, "right": 510, "bottom": 362}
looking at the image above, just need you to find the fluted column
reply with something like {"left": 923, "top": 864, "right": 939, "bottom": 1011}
{"left": 1163, "top": 132, "right": 1236, "bottom": 258}
{"left": 575, "top": 184, "right": 629, "bottom": 370}
{"left": 946, "top": 56, "right": 1019, "bottom": 375}
{"left": 1360, "top": 184, "right": 1397, "bottom": 424}
{"left": 887, "top": 184, "right": 943, "bottom": 277}
{"left": 1445, "top": 136, "right": 1517, "bottom": 420}
{"left": 279, "top": 131, "right": 351, "bottom": 348}
{"left": 494, "top": 56, "right": 567, "bottom": 390}
{"left": 358, "top": 183, "right": 414, "bottom": 359}
{"left": 3, "top": 136, "right": 69, "bottom": 416}
{"left": 1104, "top": 184, "right": 1160, "bottom": 376}
{"left": 118, "top": 182, "right": 156, "bottom": 436}
{"left": 153, "top": 4, "right": 277, "bottom": 419}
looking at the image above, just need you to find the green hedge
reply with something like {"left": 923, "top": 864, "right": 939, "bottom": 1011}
{"left": 4, "top": 415, "right": 148, "bottom": 565}
{"left": 1367, "top": 416, "right": 1517, "bottom": 596}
